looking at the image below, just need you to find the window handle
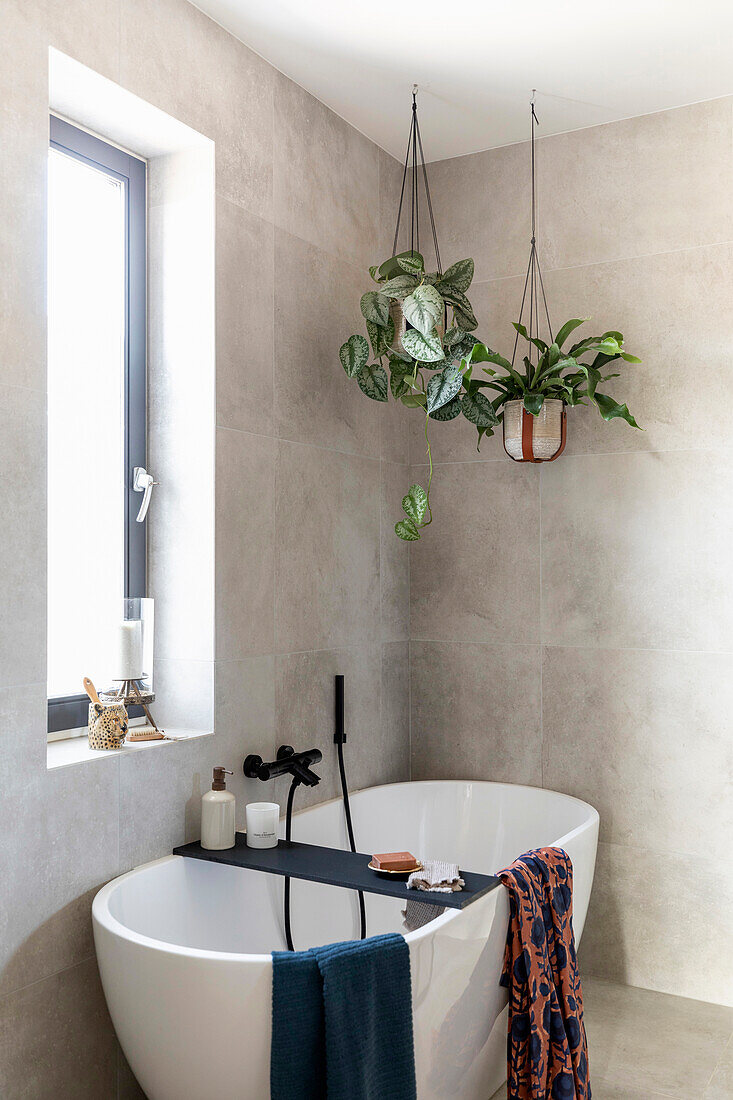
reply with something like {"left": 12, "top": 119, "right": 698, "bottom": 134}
{"left": 132, "top": 466, "right": 158, "bottom": 523}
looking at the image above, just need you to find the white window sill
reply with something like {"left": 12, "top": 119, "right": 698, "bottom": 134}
{"left": 47, "top": 728, "right": 213, "bottom": 770}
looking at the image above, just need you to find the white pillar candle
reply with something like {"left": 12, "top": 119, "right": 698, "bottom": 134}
{"left": 245, "top": 802, "right": 280, "bottom": 849}
{"left": 117, "top": 619, "right": 143, "bottom": 680}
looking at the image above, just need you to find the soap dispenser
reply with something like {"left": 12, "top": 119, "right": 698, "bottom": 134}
{"left": 201, "top": 767, "right": 235, "bottom": 850}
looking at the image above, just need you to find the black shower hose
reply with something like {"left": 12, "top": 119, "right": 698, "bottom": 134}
{"left": 283, "top": 744, "right": 366, "bottom": 952}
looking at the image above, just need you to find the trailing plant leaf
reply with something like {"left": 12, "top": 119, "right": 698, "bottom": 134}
{"left": 450, "top": 334, "right": 478, "bottom": 362}
{"left": 403, "top": 284, "right": 444, "bottom": 336}
{"left": 366, "top": 315, "right": 395, "bottom": 358}
{"left": 339, "top": 334, "right": 369, "bottom": 378}
{"left": 438, "top": 258, "right": 474, "bottom": 295}
{"left": 443, "top": 288, "right": 478, "bottom": 330}
{"left": 461, "top": 391, "right": 499, "bottom": 429}
{"left": 396, "top": 253, "right": 424, "bottom": 275}
{"left": 401, "top": 393, "right": 427, "bottom": 408}
{"left": 356, "top": 363, "right": 388, "bottom": 402}
{"left": 523, "top": 392, "right": 545, "bottom": 415}
{"left": 426, "top": 364, "right": 462, "bottom": 413}
{"left": 402, "top": 484, "right": 428, "bottom": 525}
{"left": 555, "top": 317, "right": 589, "bottom": 348}
{"left": 402, "top": 327, "right": 445, "bottom": 363}
{"left": 592, "top": 392, "right": 640, "bottom": 427}
{"left": 380, "top": 274, "right": 419, "bottom": 299}
{"left": 429, "top": 396, "right": 462, "bottom": 421}
{"left": 368, "top": 265, "right": 383, "bottom": 283}
{"left": 389, "top": 362, "right": 413, "bottom": 399}
{"left": 395, "top": 517, "right": 420, "bottom": 541}
{"left": 378, "top": 250, "right": 424, "bottom": 280}
{"left": 360, "top": 291, "right": 391, "bottom": 327}
{"left": 443, "top": 326, "right": 462, "bottom": 347}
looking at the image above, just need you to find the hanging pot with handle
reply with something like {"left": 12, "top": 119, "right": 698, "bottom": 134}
{"left": 503, "top": 398, "right": 567, "bottom": 463}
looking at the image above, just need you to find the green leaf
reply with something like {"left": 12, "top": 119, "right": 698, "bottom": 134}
{"left": 429, "top": 396, "right": 462, "bottom": 421}
{"left": 512, "top": 321, "right": 529, "bottom": 339}
{"left": 402, "top": 284, "right": 444, "bottom": 336}
{"left": 402, "top": 327, "right": 445, "bottom": 363}
{"left": 621, "top": 352, "right": 642, "bottom": 363}
{"left": 523, "top": 392, "right": 545, "bottom": 415}
{"left": 426, "top": 364, "right": 462, "bottom": 413}
{"left": 339, "top": 334, "right": 369, "bottom": 378}
{"left": 443, "top": 326, "right": 461, "bottom": 347}
{"left": 472, "top": 344, "right": 511, "bottom": 370}
{"left": 402, "top": 484, "right": 428, "bottom": 524}
{"left": 380, "top": 274, "right": 419, "bottom": 299}
{"left": 461, "top": 391, "right": 499, "bottom": 429}
{"left": 593, "top": 392, "right": 640, "bottom": 428}
{"left": 389, "top": 362, "right": 413, "bottom": 399}
{"left": 396, "top": 253, "right": 424, "bottom": 275}
{"left": 360, "top": 291, "right": 391, "bottom": 327}
{"left": 443, "top": 288, "right": 477, "bottom": 329}
{"left": 366, "top": 315, "right": 395, "bottom": 358}
{"left": 555, "top": 318, "right": 589, "bottom": 348}
{"left": 395, "top": 518, "right": 420, "bottom": 541}
{"left": 378, "top": 251, "right": 424, "bottom": 281}
{"left": 438, "top": 258, "right": 474, "bottom": 295}
{"left": 400, "top": 393, "right": 427, "bottom": 408}
{"left": 356, "top": 363, "right": 388, "bottom": 402}
{"left": 368, "top": 265, "right": 383, "bottom": 283}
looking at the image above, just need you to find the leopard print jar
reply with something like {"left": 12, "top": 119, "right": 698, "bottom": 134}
{"left": 88, "top": 702, "right": 128, "bottom": 750}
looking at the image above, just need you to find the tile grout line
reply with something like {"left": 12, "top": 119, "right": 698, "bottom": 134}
{"left": 408, "top": 637, "right": 733, "bottom": 657}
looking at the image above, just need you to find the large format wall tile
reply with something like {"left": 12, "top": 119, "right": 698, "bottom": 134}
{"left": 0, "top": 761, "right": 120, "bottom": 998}
{"left": 410, "top": 641, "right": 542, "bottom": 785}
{"left": 273, "top": 229, "right": 382, "bottom": 458}
{"left": 273, "top": 74, "right": 380, "bottom": 272}
{"left": 541, "top": 450, "right": 733, "bottom": 652}
{"left": 274, "top": 441, "right": 380, "bottom": 653}
{"left": 216, "top": 199, "right": 274, "bottom": 435}
{"left": 0, "top": 387, "right": 46, "bottom": 689}
{"left": 380, "top": 463, "right": 410, "bottom": 643}
{"left": 580, "top": 841, "right": 733, "bottom": 1006}
{"left": 537, "top": 98, "right": 733, "bottom": 272}
{"left": 542, "top": 646, "right": 733, "bottom": 861}
{"left": 120, "top": 0, "right": 275, "bottom": 220}
{"left": 216, "top": 428, "right": 275, "bottom": 661}
{"left": 381, "top": 641, "right": 411, "bottom": 786}
{"left": 274, "top": 645, "right": 383, "bottom": 808}
{"left": 48, "top": 0, "right": 121, "bottom": 80}
{"left": 214, "top": 654, "right": 276, "bottom": 829}
{"left": 410, "top": 459, "right": 540, "bottom": 644}
{"left": 0, "top": 958, "right": 117, "bottom": 1099}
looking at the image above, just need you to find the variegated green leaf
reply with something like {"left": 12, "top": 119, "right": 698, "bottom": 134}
{"left": 429, "top": 396, "right": 462, "bottom": 421}
{"left": 461, "top": 391, "right": 499, "bottom": 429}
{"left": 378, "top": 251, "right": 424, "bottom": 281}
{"left": 356, "top": 363, "right": 388, "bottom": 402}
{"left": 380, "top": 274, "right": 419, "bottom": 299}
{"left": 366, "top": 315, "right": 395, "bottom": 358}
{"left": 402, "top": 284, "right": 444, "bottom": 336}
{"left": 402, "top": 327, "right": 444, "bottom": 363}
{"left": 396, "top": 253, "right": 424, "bottom": 275}
{"left": 395, "top": 518, "right": 420, "bottom": 541}
{"left": 339, "top": 334, "right": 369, "bottom": 378}
{"left": 426, "top": 364, "right": 462, "bottom": 413}
{"left": 438, "top": 258, "right": 474, "bottom": 295}
{"left": 360, "top": 291, "right": 391, "bottom": 327}
{"left": 402, "top": 484, "right": 428, "bottom": 525}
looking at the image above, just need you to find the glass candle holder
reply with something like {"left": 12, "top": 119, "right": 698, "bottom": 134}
{"left": 245, "top": 802, "right": 280, "bottom": 849}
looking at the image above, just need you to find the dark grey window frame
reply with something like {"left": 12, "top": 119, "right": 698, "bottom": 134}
{"left": 48, "top": 116, "right": 147, "bottom": 734}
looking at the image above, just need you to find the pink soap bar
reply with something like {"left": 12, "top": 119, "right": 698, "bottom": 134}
{"left": 372, "top": 851, "right": 417, "bottom": 871}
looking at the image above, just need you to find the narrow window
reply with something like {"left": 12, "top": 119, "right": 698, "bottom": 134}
{"left": 47, "top": 117, "right": 146, "bottom": 734}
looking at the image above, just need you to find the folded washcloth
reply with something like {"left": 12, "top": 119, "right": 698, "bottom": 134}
{"left": 402, "top": 898, "right": 446, "bottom": 932}
{"left": 407, "top": 859, "right": 465, "bottom": 894}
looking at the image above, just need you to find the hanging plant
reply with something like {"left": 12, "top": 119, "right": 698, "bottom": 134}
{"left": 340, "top": 247, "right": 493, "bottom": 540}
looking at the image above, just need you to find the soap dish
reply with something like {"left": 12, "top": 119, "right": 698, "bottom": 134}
{"left": 367, "top": 859, "right": 423, "bottom": 880}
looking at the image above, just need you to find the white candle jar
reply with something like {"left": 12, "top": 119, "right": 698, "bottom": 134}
{"left": 245, "top": 802, "right": 280, "bottom": 849}
{"left": 114, "top": 597, "right": 154, "bottom": 690}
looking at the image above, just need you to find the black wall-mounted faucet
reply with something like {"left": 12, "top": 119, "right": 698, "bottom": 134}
{"left": 244, "top": 745, "right": 322, "bottom": 788}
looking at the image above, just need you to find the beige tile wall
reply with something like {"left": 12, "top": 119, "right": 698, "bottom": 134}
{"left": 0, "top": 0, "right": 408, "bottom": 1094}
{"left": 410, "top": 95, "right": 733, "bottom": 1007}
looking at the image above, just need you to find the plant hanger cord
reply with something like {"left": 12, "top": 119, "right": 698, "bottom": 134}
{"left": 511, "top": 90, "right": 552, "bottom": 373}
{"left": 391, "top": 85, "right": 442, "bottom": 275}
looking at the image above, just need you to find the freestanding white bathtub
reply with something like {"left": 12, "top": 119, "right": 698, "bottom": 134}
{"left": 93, "top": 780, "right": 598, "bottom": 1100}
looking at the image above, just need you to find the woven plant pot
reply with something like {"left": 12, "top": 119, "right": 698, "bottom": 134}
{"left": 503, "top": 398, "right": 567, "bottom": 463}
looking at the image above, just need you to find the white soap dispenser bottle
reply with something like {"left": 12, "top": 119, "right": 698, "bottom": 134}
{"left": 201, "top": 767, "right": 235, "bottom": 850}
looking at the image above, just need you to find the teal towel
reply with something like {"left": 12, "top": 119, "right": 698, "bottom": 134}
{"left": 271, "top": 932, "right": 416, "bottom": 1100}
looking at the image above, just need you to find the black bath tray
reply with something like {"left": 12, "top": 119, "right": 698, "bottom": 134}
{"left": 173, "top": 833, "right": 500, "bottom": 910}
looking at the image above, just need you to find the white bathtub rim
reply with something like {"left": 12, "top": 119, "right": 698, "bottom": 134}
{"left": 92, "top": 779, "right": 599, "bottom": 962}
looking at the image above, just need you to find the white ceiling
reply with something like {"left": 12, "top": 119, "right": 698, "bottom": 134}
{"left": 193, "top": 0, "right": 733, "bottom": 162}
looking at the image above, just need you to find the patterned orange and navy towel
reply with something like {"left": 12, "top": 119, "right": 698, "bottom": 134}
{"left": 498, "top": 847, "right": 591, "bottom": 1100}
